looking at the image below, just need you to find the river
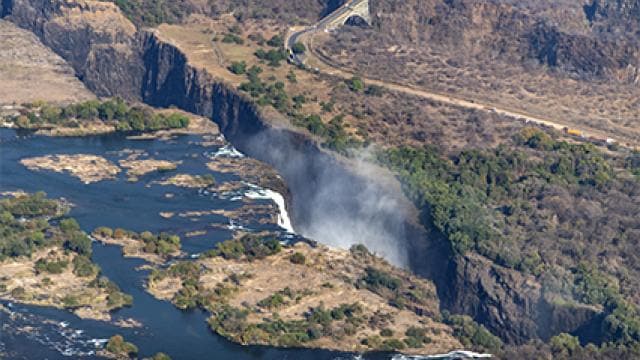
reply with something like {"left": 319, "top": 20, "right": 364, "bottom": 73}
{"left": 0, "top": 128, "right": 375, "bottom": 359}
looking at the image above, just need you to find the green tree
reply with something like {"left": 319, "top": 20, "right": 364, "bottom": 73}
{"left": 347, "top": 76, "right": 365, "bottom": 92}
{"left": 291, "top": 42, "right": 306, "bottom": 54}
{"left": 229, "top": 61, "right": 247, "bottom": 75}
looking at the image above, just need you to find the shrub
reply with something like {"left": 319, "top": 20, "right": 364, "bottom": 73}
{"left": 291, "top": 42, "right": 306, "bottom": 54}
{"left": 362, "top": 267, "right": 401, "bottom": 292}
{"left": 381, "top": 338, "right": 406, "bottom": 351}
{"left": 267, "top": 34, "right": 283, "bottom": 47}
{"left": 380, "top": 328, "right": 394, "bottom": 337}
{"left": 94, "top": 227, "right": 113, "bottom": 238}
{"left": 34, "top": 258, "right": 68, "bottom": 274}
{"left": 229, "top": 61, "right": 247, "bottom": 75}
{"left": 72, "top": 255, "right": 99, "bottom": 277}
{"left": 151, "top": 353, "right": 172, "bottom": 360}
{"left": 105, "top": 335, "right": 138, "bottom": 357}
{"left": 289, "top": 252, "right": 306, "bottom": 265}
{"left": 347, "top": 76, "right": 364, "bottom": 92}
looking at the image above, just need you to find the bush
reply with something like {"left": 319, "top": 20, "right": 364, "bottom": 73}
{"left": 257, "top": 293, "right": 287, "bottom": 309}
{"left": 291, "top": 42, "right": 306, "bottom": 54}
{"left": 381, "top": 338, "right": 406, "bottom": 351}
{"left": 347, "top": 76, "right": 364, "bottom": 92}
{"left": 151, "top": 353, "right": 172, "bottom": 360}
{"left": 222, "top": 33, "right": 244, "bottom": 45}
{"left": 267, "top": 34, "right": 283, "bottom": 47}
{"left": 380, "top": 328, "right": 394, "bottom": 337}
{"left": 105, "top": 335, "right": 138, "bottom": 357}
{"left": 255, "top": 48, "right": 287, "bottom": 67}
{"left": 289, "top": 252, "right": 306, "bottom": 265}
{"left": 229, "top": 61, "right": 247, "bottom": 75}
{"left": 34, "top": 258, "right": 68, "bottom": 274}
{"left": 362, "top": 267, "right": 401, "bottom": 292}
{"left": 72, "top": 255, "right": 99, "bottom": 277}
{"left": 94, "top": 227, "right": 113, "bottom": 238}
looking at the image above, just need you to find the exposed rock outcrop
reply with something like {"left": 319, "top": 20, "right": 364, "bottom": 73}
{"left": 445, "top": 254, "right": 600, "bottom": 344}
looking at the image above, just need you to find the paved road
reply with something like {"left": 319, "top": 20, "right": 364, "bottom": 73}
{"left": 286, "top": 0, "right": 631, "bottom": 147}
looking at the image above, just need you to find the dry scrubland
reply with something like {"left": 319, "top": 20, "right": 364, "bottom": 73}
{"left": 317, "top": 30, "right": 640, "bottom": 144}
{"left": 154, "top": 16, "right": 539, "bottom": 153}
{"left": 0, "top": 20, "right": 94, "bottom": 106}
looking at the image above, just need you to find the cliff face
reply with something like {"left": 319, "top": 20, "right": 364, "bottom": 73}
{"left": 5, "top": 0, "right": 144, "bottom": 97}
{"left": 369, "top": 0, "right": 640, "bottom": 82}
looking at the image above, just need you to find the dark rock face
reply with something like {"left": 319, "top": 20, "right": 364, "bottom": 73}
{"left": 446, "top": 254, "right": 600, "bottom": 344}
{"left": 4, "top": 0, "right": 144, "bottom": 98}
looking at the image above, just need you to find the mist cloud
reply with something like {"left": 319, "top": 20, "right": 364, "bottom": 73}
{"left": 241, "top": 128, "right": 409, "bottom": 267}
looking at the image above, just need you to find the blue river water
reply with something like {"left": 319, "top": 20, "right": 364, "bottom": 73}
{"left": 0, "top": 128, "right": 408, "bottom": 359}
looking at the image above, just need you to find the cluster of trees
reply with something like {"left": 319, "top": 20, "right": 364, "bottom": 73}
{"left": 0, "top": 193, "right": 133, "bottom": 311}
{"left": 149, "top": 261, "right": 201, "bottom": 310}
{"left": 0, "top": 194, "right": 87, "bottom": 260}
{"left": 380, "top": 127, "right": 640, "bottom": 349}
{"left": 111, "top": 0, "right": 195, "bottom": 27}
{"left": 254, "top": 48, "right": 287, "bottom": 67}
{"left": 93, "top": 227, "right": 181, "bottom": 257}
{"left": 355, "top": 265, "right": 436, "bottom": 312}
{"left": 14, "top": 99, "right": 189, "bottom": 133}
{"left": 441, "top": 311, "right": 503, "bottom": 352}
{"left": 256, "top": 287, "right": 312, "bottom": 309}
{"left": 205, "top": 234, "right": 282, "bottom": 261}
{"left": 378, "top": 129, "right": 621, "bottom": 264}
{"left": 209, "top": 302, "right": 365, "bottom": 347}
{"left": 294, "top": 114, "right": 359, "bottom": 154}
{"left": 89, "top": 276, "right": 133, "bottom": 308}
{"left": 105, "top": 334, "right": 138, "bottom": 358}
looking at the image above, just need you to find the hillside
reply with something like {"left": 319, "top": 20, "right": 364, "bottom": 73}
{"left": 316, "top": 0, "right": 640, "bottom": 145}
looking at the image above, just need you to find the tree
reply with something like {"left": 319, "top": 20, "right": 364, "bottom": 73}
{"left": 291, "top": 42, "right": 306, "bottom": 54}
{"left": 105, "top": 335, "right": 138, "bottom": 357}
{"left": 347, "top": 76, "right": 365, "bottom": 92}
{"left": 229, "top": 61, "right": 247, "bottom": 75}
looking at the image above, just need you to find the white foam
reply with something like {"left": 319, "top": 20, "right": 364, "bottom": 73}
{"left": 211, "top": 145, "right": 245, "bottom": 158}
{"left": 391, "top": 350, "right": 493, "bottom": 359}
{"left": 244, "top": 184, "right": 295, "bottom": 233}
